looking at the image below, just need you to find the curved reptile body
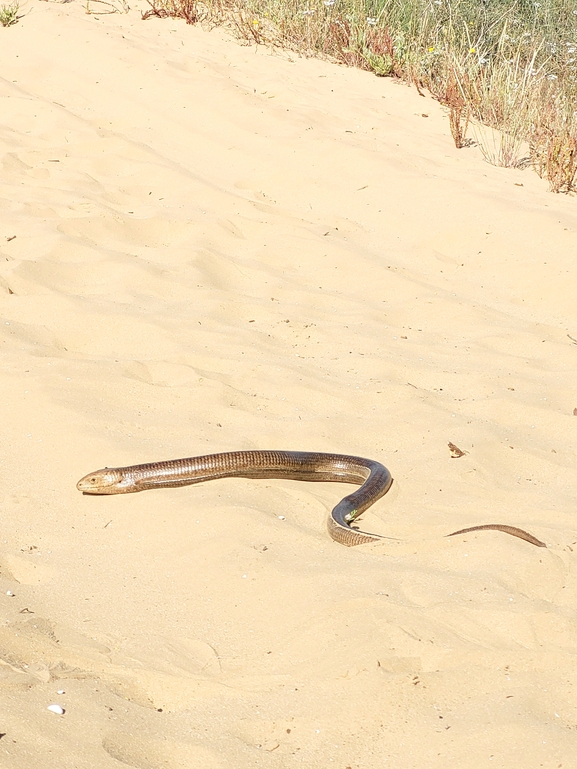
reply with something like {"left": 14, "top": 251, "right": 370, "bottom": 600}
{"left": 77, "top": 450, "right": 546, "bottom": 548}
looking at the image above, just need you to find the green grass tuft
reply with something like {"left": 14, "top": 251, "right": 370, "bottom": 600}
{"left": 0, "top": 1, "right": 19, "bottom": 26}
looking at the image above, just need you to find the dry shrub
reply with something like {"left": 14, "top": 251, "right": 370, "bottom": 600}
{"left": 530, "top": 125, "right": 549, "bottom": 179}
{"left": 438, "top": 74, "right": 470, "bottom": 149}
{"left": 319, "top": 24, "right": 395, "bottom": 76}
{"left": 531, "top": 126, "right": 577, "bottom": 193}
{"left": 546, "top": 132, "right": 577, "bottom": 193}
{"left": 329, "top": 20, "right": 359, "bottom": 65}
{"left": 530, "top": 83, "right": 577, "bottom": 193}
{"left": 471, "top": 122, "right": 529, "bottom": 168}
{"left": 361, "top": 27, "right": 396, "bottom": 76}
{"left": 276, "top": 16, "right": 360, "bottom": 67}
{"left": 228, "top": 10, "right": 268, "bottom": 44}
{"left": 142, "top": 0, "right": 206, "bottom": 24}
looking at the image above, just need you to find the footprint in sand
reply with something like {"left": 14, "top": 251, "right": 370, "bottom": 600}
{"left": 0, "top": 661, "right": 39, "bottom": 692}
{"left": 0, "top": 552, "right": 58, "bottom": 585}
{"left": 121, "top": 361, "right": 201, "bottom": 388}
{"left": 0, "top": 614, "right": 110, "bottom": 680}
{"left": 102, "top": 732, "right": 223, "bottom": 769}
{"left": 58, "top": 213, "right": 196, "bottom": 250}
{"left": 0, "top": 318, "right": 67, "bottom": 356}
{"left": 13, "top": 256, "right": 157, "bottom": 297}
{"left": 234, "top": 717, "right": 297, "bottom": 754}
{"left": 0, "top": 614, "right": 241, "bottom": 712}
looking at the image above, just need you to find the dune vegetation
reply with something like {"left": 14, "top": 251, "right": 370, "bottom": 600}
{"left": 141, "top": 0, "right": 577, "bottom": 191}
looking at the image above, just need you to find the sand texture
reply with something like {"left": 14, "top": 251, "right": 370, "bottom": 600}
{"left": 1, "top": 3, "right": 577, "bottom": 767}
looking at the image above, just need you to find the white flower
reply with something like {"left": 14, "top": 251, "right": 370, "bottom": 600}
{"left": 324, "top": 0, "right": 335, "bottom": 5}
{"left": 367, "top": 16, "right": 376, "bottom": 25}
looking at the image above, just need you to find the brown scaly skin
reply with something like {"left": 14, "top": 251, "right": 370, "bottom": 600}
{"left": 77, "top": 450, "right": 546, "bottom": 548}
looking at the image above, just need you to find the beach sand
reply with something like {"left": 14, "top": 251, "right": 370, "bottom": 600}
{"left": 1, "top": 3, "right": 577, "bottom": 766}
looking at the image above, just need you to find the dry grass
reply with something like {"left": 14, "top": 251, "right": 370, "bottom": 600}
{"left": 546, "top": 132, "right": 577, "bottom": 193}
{"left": 532, "top": 125, "right": 577, "bottom": 193}
{"left": 142, "top": 0, "right": 205, "bottom": 24}
{"left": 437, "top": 75, "right": 470, "bottom": 149}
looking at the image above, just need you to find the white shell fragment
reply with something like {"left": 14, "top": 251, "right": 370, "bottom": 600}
{"left": 47, "top": 704, "right": 65, "bottom": 715}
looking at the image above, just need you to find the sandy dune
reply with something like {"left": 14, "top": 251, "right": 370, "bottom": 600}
{"left": 1, "top": 2, "right": 577, "bottom": 766}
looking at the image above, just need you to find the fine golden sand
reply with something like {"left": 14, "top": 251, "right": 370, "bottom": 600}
{"left": 1, "top": 3, "right": 577, "bottom": 767}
